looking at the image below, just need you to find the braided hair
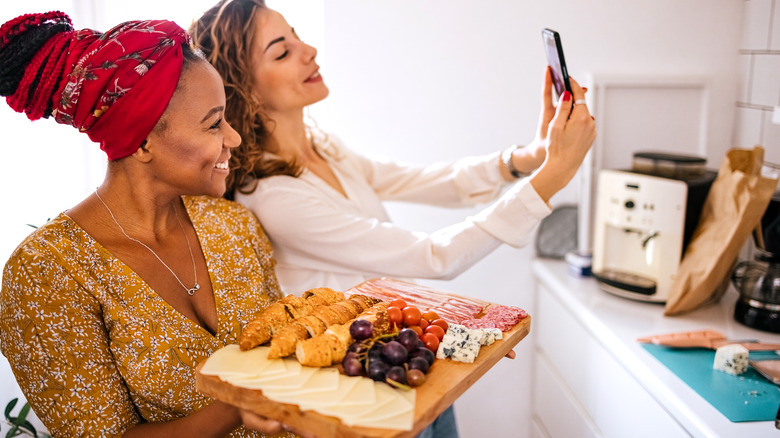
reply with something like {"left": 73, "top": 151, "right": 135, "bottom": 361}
{"left": 0, "top": 11, "right": 73, "bottom": 120}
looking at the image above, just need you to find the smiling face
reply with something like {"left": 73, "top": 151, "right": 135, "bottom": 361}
{"left": 145, "top": 59, "right": 242, "bottom": 198}
{"left": 250, "top": 8, "right": 329, "bottom": 117}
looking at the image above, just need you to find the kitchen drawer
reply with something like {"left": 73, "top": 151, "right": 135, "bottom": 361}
{"left": 533, "top": 284, "right": 690, "bottom": 437}
{"left": 533, "top": 350, "right": 601, "bottom": 438}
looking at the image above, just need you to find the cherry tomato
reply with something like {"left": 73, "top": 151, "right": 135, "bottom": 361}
{"left": 422, "top": 311, "right": 440, "bottom": 322}
{"left": 408, "top": 325, "right": 423, "bottom": 337}
{"left": 421, "top": 333, "right": 440, "bottom": 352}
{"left": 430, "top": 318, "right": 449, "bottom": 332}
{"left": 424, "top": 324, "right": 446, "bottom": 341}
{"left": 387, "top": 306, "right": 403, "bottom": 327}
{"left": 389, "top": 299, "right": 408, "bottom": 309}
{"left": 418, "top": 318, "right": 429, "bottom": 331}
{"left": 402, "top": 306, "right": 422, "bottom": 327}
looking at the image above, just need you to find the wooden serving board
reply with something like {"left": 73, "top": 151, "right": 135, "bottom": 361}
{"left": 196, "top": 315, "right": 530, "bottom": 438}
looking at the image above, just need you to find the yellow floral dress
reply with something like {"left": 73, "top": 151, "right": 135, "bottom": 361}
{"left": 0, "top": 196, "right": 296, "bottom": 438}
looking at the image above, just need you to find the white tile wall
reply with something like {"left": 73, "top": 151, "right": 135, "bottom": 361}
{"left": 733, "top": 0, "right": 780, "bottom": 165}
{"left": 752, "top": 54, "right": 780, "bottom": 107}
{"left": 735, "top": 106, "right": 765, "bottom": 146}
{"left": 738, "top": 54, "right": 752, "bottom": 101}
{"left": 773, "top": 0, "right": 780, "bottom": 50}
{"left": 763, "top": 110, "right": 780, "bottom": 163}
{"left": 741, "top": 0, "right": 773, "bottom": 50}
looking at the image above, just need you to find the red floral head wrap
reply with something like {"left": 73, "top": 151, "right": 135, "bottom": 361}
{"left": 0, "top": 12, "right": 190, "bottom": 160}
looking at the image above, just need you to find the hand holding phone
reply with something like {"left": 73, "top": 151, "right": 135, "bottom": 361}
{"left": 542, "top": 28, "right": 572, "bottom": 100}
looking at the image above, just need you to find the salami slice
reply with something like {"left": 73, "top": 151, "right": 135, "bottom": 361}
{"left": 462, "top": 304, "right": 528, "bottom": 332}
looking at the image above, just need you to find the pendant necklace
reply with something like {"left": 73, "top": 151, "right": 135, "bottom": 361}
{"left": 95, "top": 188, "right": 201, "bottom": 295}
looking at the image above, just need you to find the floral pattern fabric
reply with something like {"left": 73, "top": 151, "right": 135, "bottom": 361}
{"left": 1, "top": 196, "right": 294, "bottom": 437}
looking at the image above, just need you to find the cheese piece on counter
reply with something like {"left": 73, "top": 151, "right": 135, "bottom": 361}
{"left": 713, "top": 344, "right": 749, "bottom": 375}
{"left": 200, "top": 345, "right": 276, "bottom": 378}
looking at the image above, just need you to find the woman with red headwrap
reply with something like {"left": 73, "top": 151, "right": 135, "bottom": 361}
{"left": 0, "top": 11, "right": 297, "bottom": 438}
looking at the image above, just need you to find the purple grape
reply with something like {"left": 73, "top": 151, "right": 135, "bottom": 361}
{"left": 408, "top": 356, "right": 430, "bottom": 374}
{"left": 381, "top": 340, "right": 408, "bottom": 365}
{"left": 386, "top": 365, "right": 407, "bottom": 385}
{"left": 349, "top": 319, "right": 374, "bottom": 341}
{"left": 397, "top": 328, "right": 419, "bottom": 352}
{"left": 410, "top": 347, "right": 435, "bottom": 367}
{"left": 367, "top": 360, "right": 389, "bottom": 381}
{"left": 368, "top": 344, "right": 384, "bottom": 361}
{"left": 342, "top": 353, "right": 364, "bottom": 377}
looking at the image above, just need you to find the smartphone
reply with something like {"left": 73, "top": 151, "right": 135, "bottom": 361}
{"left": 542, "top": 28, "right": 571, "bottom": 99}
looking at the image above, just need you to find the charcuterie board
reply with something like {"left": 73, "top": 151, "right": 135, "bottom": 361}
{"left": 196, "top": 316, "right": 530, "bottom": 437}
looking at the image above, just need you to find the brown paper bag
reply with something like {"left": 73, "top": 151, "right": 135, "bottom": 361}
{"left": 664, "top": 146, "right": 778, "bottom": 315}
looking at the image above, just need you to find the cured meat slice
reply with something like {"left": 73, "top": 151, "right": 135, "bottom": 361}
{"left": 347, "top": 278, "right": 488, "bottom": 324}
{"left": 461, "top": 304, "right": 528, "bottom": 332}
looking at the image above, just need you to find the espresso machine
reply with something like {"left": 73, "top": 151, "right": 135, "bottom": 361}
{"left": 592, "top": 152, "right": 716, "bottom": 303}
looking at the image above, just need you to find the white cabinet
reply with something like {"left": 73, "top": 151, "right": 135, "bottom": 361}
{"left": 532, "top": 283, "right": 689, "bottom": 437}
{"left": 531, "top": 259, "right": 780, "bottom": 438}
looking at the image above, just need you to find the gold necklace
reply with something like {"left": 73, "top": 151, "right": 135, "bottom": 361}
{"left": 95, "top": 188, "right": 201, "bottom": 295}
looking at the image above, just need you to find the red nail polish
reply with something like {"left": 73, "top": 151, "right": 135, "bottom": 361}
{"left": 563, "top": 91, "right": 571, "bottom": 102}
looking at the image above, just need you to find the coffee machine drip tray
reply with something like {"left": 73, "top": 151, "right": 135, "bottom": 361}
{"left": 593, "top": 269, "right": 663, "bottom": 302}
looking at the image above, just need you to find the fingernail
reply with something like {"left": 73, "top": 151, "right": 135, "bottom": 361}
{"left": 562, "top": 91, "right": 571, "bottom": 102}
{"left": 591, "top": 116, "right": 595, "bottom": 120}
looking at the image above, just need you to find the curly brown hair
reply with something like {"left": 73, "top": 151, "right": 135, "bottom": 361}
{"left": 189, "top": 0, "right": 302, "bottom": 200}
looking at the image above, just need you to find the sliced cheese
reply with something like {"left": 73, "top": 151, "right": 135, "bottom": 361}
{"left": 201, "top": 345, "right": 416, "bottom": 431}
{"left": 225, "top": 361, "right": 314, "bottom": 390}
{"left": 292, "top": 374, "right": 365, "bottom": 410}
{"left": 316, "top": 381, "right": 396, "bottom": 422}
{"left": 199, "top": 345, "right": 274, "bottom": 378}
{"left": 326, "top": 376, "right": 376, "bottom": 407}
{"left": 347, "top": 383, "right": 414, "bottom": 423}
{"left": 356, "top": 406, "right": 415, "bottom": 431}
{"left": 262, "top": 367, "right": 340, "bottom": 399}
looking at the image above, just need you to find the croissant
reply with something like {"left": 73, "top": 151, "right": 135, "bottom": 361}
{"left": 296, "top": 302, "right": 390, "bottom": 367}
{"left": 267, "top": 321, "right": 310, "bottom": 359}
{"left": 295, "top": 324, "right": 352, "bottom": 367}
{"left": 303, "top": 287, "right": 345, "bottom": 304}
{"left": 267, "top": 297, "right": 364, "bottom": 359}
{"left": 239, "top": 289, "right": 346, "bottom": 351}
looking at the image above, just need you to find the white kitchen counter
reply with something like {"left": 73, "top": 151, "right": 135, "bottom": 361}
{"left": 532, "top": 258, "right": 780, "bottom": 438}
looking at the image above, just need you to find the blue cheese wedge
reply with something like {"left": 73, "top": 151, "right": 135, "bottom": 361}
{"left": 713, "top": 344, "right": 749, "bottom": 375}
{"left": 436, "top": 324, "right": 484, "bottom": 363}
{"left": 479, "top": 328, "right": 502, "bottom": 346}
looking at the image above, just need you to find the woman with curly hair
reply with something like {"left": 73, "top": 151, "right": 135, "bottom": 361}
{"left": 190, "top": 0, "right": 594, "bottom": 295}
{"left": 191, "top": 2, "right": 594, "bottom": 437}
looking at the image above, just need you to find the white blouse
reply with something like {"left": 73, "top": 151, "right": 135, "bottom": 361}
{"left": 235, "top": 135, "right": 552, "bottom": 295}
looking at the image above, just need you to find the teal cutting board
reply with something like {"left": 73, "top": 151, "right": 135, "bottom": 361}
{"left": 641, "top": 344, "right": 779, "bottom": 422}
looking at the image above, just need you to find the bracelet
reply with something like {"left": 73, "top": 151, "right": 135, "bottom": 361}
{"left": 502, "top": 145, "right": 526, "bottom": 179}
